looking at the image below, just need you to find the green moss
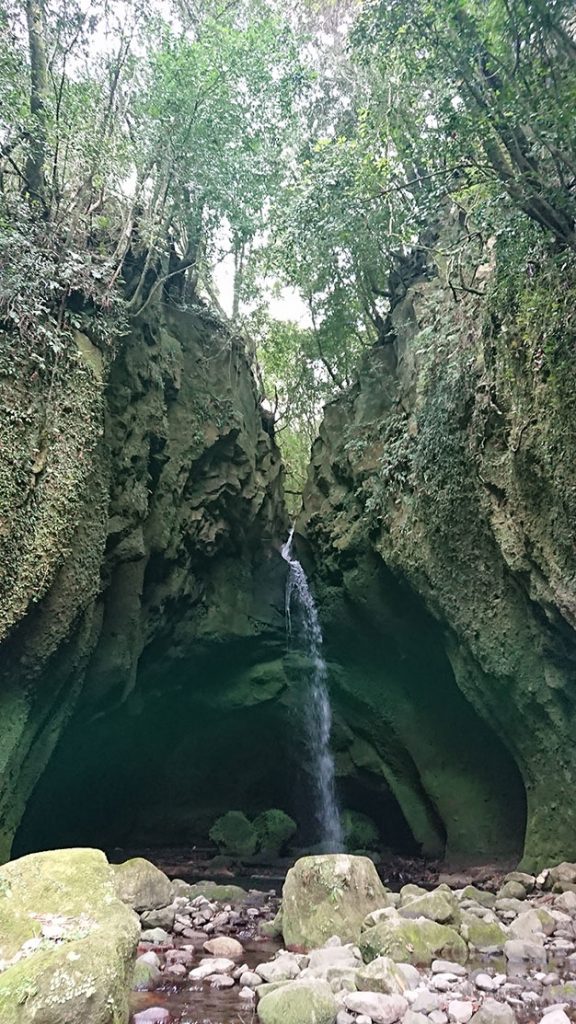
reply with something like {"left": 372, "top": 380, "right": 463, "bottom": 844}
{"left": 209, "top": 811, "right": 258, "bottom": 858}
{"left": 253, "top": 809, "right": 297, "bottom": 856}
{"left": 360, "top": 917, "right": 468, "bottom": 967}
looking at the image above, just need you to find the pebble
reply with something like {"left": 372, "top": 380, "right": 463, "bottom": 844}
{"left": 239, "top": 970, "right": 262, "bottom": 988}
{"left": 239, "top": 986, "right": 256, "bottom": 1000}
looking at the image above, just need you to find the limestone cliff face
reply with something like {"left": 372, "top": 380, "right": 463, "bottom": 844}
{"left": 300, "top": 249, "right": 576, "bottom": 870}
{"left": 0, "top": 305, "right": 287, "bottom": 859}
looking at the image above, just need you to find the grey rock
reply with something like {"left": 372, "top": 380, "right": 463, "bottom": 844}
{"left": 469, "top": 998, "right": 517, "bottom": 1024}
{"left": 344, "top": 992, "right": 408, "bottom": 1024}
{"left": 432, "top": 960, "right": 467, "bottom": 976}
{"left": 504, "top": 940, "right": 547, "bottom": 964}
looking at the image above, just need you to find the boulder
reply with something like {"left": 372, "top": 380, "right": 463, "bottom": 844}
{"left": 497, "top": 881, "right": 526, "bottom": 900}
{"left": 140, "top": 905, "right": 175, "bottom": 930}
{"left": 343, "top": 991, "right": 408, "bottom": 1024}
{"left": 185, "top": 880, "right": 248, "bottom": 903}
{"left": 0, "top": 848, "right": 140, "bottom": 1024}
{"left": 460, "top": 913, "right": 508, "bottom": 951}
{"left": 356, "top": 956, "right": 409, "bottom": 994}
{"left": 111, "top": 857, "right": 172, "bottom": 912}
{"left": 549, "top": 864, "right": 576, "bottom": 891}
{"left": 399, "top": 891, "right": 455, "bottom": 924}
{"left": 281, "top": 854, "right": 389, "bottom": 948}
{"left": 360, "top": 916, "right": 468, "bottom": 967}
{"left": 469, "top": 998, "right": 516, "bottom": 1024}
{"left": 258, "top": 979, "right": 337, "bottom": 1024}
{"left": 459, "top": 887, "right": 495, "bottom": 909}
{"left": 256, "top": 954, "right": 302, "bottom": 983}
{"left": 504, "top": 939, "right": 547, "bottom": 963}
{"left": 204, "top": 936, "right": 244, "bottom": 957}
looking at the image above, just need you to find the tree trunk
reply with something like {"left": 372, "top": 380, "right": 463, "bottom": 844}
{"left": 24, "top": 0, "right": 49, "bottom": 210}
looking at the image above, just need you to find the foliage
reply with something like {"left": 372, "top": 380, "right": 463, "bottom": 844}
{"left": 208, "top": 810, "right": 258, "bottom": 857}
{"left": 253, "top": 808, "right": 297, "bottom": 855}
{"left": 342, "top": 808, "right": 380, "bottom": 850}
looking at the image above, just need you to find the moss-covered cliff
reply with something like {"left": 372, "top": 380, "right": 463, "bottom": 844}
{"left": 299, "top": 240, "right": 576, "bottom": 871}
{"left": 0, "top": 304, "right": 289, "bottom": 860}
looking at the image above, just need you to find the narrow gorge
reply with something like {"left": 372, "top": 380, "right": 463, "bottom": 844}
{"left": 1, "top": 0, "right": 575, "bottom": 1022}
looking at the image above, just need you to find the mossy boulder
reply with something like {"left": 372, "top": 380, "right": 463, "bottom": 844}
{"left": 459, "top": 887, "right": 495, "bottom": 909}
{"left": 111, "top": 857, "right": 172, "bottom": 912}
{"left": 459, "top": 912, "right": 508, "bottom": 951}
{"left": 360, "top": 916, "right": 468, "bottom": 967}
{"left": 0, "top": 847, "right": 140, "bottom": 1024}
{"left": 254, "top": 809, "right": 297, "bottom": 856}
{"left": 399, "top": 890, "right": 456, "bottom": 924}
{"left": 281, "top": 854, "right": 390, "bottom": 949}
{"left": 342, "top": 810, "right": 380, "bottom": 851}
{"left": 185, "top": 880, "right": 249, "bottom": 903}
{"left": 257, "top": 979, "right": 337, "bottom": 1024}
{"left": 356, "top": 956, "right": 409, "bottom": 994}
{"left": 209, "top": 811, "right": 258, "bottom": 858}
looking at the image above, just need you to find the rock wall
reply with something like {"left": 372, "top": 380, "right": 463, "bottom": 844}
{"left": 0, "top": 304, "right": 288, "bottom": 859}
{"left": 299, "top": 245, "right": 576, "bottom": 870}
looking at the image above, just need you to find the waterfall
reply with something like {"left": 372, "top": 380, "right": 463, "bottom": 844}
{"left": 281, "top": 528, "right": 344, "bottom": 852}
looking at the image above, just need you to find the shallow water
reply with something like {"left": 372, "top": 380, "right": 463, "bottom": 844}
{"left": 130, "top": 937, "right": 280, "bottom": 1024}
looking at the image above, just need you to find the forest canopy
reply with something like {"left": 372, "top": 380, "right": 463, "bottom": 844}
{"left": 1, "top": 0, "right": 575, "bottom": 503}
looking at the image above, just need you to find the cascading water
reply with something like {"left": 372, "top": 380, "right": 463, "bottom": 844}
{"left": 281, "top": 527, "right": 344, "bottom": 851}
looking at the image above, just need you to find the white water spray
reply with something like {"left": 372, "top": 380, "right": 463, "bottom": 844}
{"left": 281, "top": 528, "right": 344, "bottom": 851}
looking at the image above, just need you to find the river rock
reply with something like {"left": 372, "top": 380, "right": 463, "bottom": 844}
{"left": 554, "top": 892, "right": 576, "bottom": 914}
{"left": 133, "top": 1010, "right": 170, "bottom": 1024}
{"left": 343, "top": 991, "right": 408, "bottom": 1023}
{"left": 504, "top": 939, "right": 547, "bottom": 963}
{"left": 411, "top": 990, "right": 442, "bottom": 1013}
{"left": 460, "top": 913, "right": 508, "bottom": 951}
{"left": 0, "top": 848, "right": 140, "bottom": 1024}
{"left": 403, "top": 1012, "right": 430, "bottom": 1024}
{"left": 140, "top": 905, "right": 175, "bottom": 930}
{"left": 241, "top": 970, "right": 263, "bottom": 987}
{"left": 460, "top": 887, "right": 495, "bottom": 909}
{"left": 111, "top": 857, "right": 172, "bottom": 911}
{"left": 432, "top": 959, "right": 468, "bottom": 975}
{"left": 204, "top": 936, "right": 244, "bottom": 957}
{"left": 308, "top": 945, "right": 359, "bottom": 969}
{"left": 497, "top": 882, "right": 527, "bottom": 901}
{"left": 449, "top": 1001, "right": 474, "bottom": 1023}
{"left": 281, "top": 854, "right": 390, "bottom": 947}
{"left": 469, "top": 998, "right": 516, "bottom": 1024}
{"left": 540, "top": 1012, "right": 571, "bottom": 1024}
{"left": 133, "top": 955, "right": 161, "bottom": 990}
{"left": 140, "top": 927, "right": 171, "bottom": 944}
{"left": 189, "top": 956, "right": 236, "bottom": 979}
{"left": 360, "top": 916, "right": 468, "bottom": 966}
{"left": 258, "top": 979, "right": 337, "bottom": 1024}
{"left": 399, "top": 892, "right": 455, "bottom": 924}
{"left": 356, "top": 956, "right": 409, "bottom": 994}
{"left": 256, "top": 954, "right": 302, "bottom": 982}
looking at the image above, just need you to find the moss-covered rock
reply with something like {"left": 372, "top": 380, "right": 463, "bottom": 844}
{"left": 281, "top": 854, "right": 389, "bottom": 948}
{"left": 459, "top": 912, "right": 508, "bottom": 951}
{"left": 209, "top": 811, "right": 258, "bottom": 858}
{"left": 399, "top": 891, "right": 456, "bottom": 924}
{"left": 257, "top": 979, "right": 337, "bottom": 1024}
{"left": 111, "top": 858, "right": 172, "bottom": 912}
{"left": 356, "top": 956, "right": 409, "bottom": 994}
{"left": 342, "top": 809, "right": 380, "bottom": 851}
{"left": 253, "top": 809, "right": 297, "bottom": 856}
{"left": 0, "top": 847, "right": 139, "bottom": 1023}
{"left": 360, "top": 916, "right": 468, "bottom": 966}
{"left": 185, "top": 880, "right": 249, "bottom": 903}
